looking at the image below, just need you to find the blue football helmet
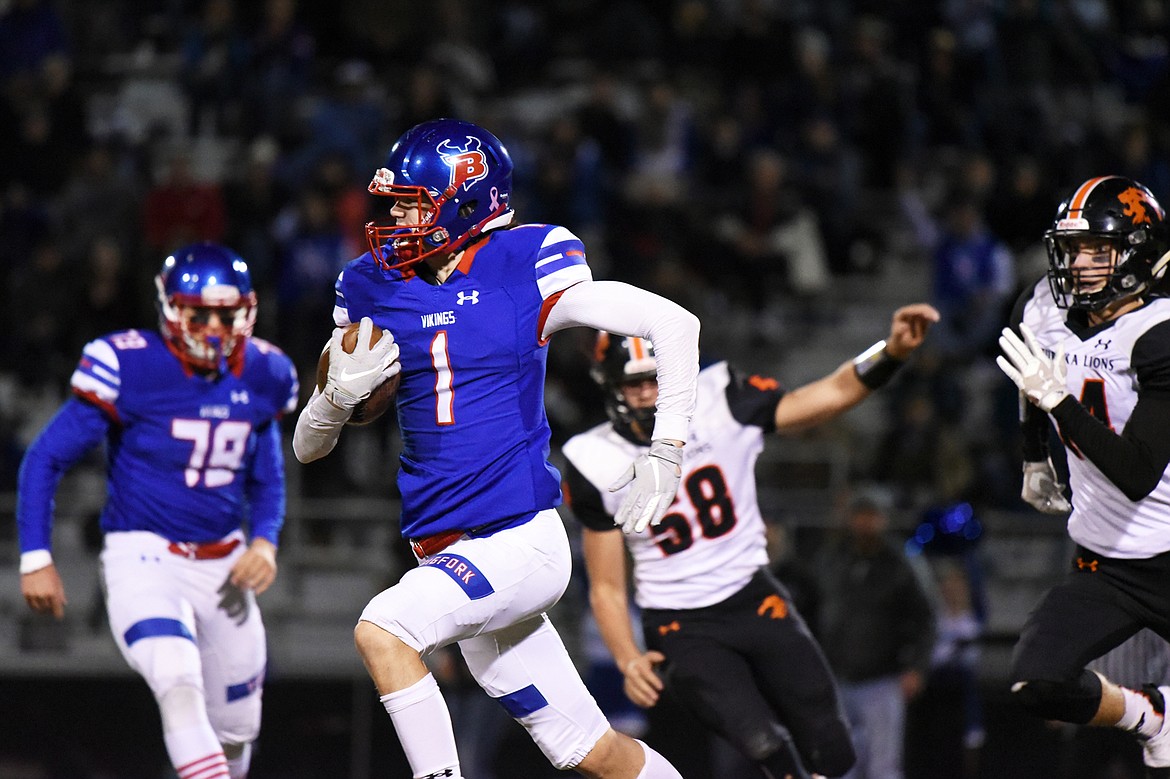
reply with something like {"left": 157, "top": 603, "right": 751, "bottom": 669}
{"left": 1045, "top": 175, "right": 1170, "bottom": 311}
{"left": 366, "top": 118, "right": 514, "bottom": 270}
{"left": 155, "top": 242, "right": 257, "bottom": 372}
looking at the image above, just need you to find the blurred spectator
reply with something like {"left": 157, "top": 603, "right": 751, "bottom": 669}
{"left": 901, "top": 184, "right": 1015, "bottom": 364}
{"left": 395, "top": 63, "right": 460, "bottom": 136}
{"left": 1111, "top": 120, "right": 1170, "bottom": 202}
{"left": 6, "top": 237, "right": 78, "bottom": 390}
{"left": 575, "top": 69, "right": 636, "bottom": 182}
{"left": 816, "top": 491, "right": 936, "bottom": 779}
{"left": 142, "top": 146, "right": 227, "bottom": 253}
{"left": 776, "top": 27, "right": 842, "bottom": 145}
{"left": 525, "top": 116, "right": 605, "bottom": 238}
{"left": 74, "top": 235, "right": 148, "bottom": 350}
{"left": 906, "top": 559, "right": 985, "bottom": 779}
{"left": 791, "top": 112, "right": 864, "bottom": 274}
{"left": 623, "top": 75, "right": 697, "bottom": 211}
{"left": 984, "top": 155, "right": 1056, "bottom": 256}
{"left": 54, "top": 141, "right": 143, "bottom": 261}
{"left": 872, "top": 384, "right": 976, "bottom": 509}
{"left": 766, "top": 519, "right": 822, "bottom": 630}
{"left": 425, "top": 0, "right": 497, "bottom": 109}
{"left": 243, "top": 0, "right": 316, "bottom": 142}
{"left": 914, "top": 27, "right": 980, "bottom": 151}
{"left": 718, "top": 0, "right": 792, "bottom": 89}
{"left": 282, "top": 59, "right": 385, "bottom": 190}
{"left": 272, "top": 185, "right": 351, "bottom": 373}
{"left": 223, "top": 136, "right": 290, "bottom": 294}
{"left": 840, "top": 15, "right": 916, "bottom": 188}
{"left": 312, "top": 150, "right": 370, "bottom": 259}
{"left": 0, "top": 0, "right": 69, "bottom": 105}
{"left": 712, "top": 148, "right": 831, "bottom": 310}
{"left": 0, "top": 99, "right": 82, "bottom": 201}
{"left": 179, "top": 0, "right": 250, "bottom": 136}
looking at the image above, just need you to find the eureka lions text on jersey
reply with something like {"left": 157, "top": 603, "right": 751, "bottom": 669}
{"left": 334, "top": 224, "right": 592, "bottom": 540}
{"left": 18, "top": 330, "right": 298, "bottom": 552}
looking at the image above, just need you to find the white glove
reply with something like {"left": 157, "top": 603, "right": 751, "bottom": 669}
{"left": 609, "top": 440, "right": 684, "bottom": 534}
{"left": 996, "top": 324, "right": 1069, "bottom": 413}
{"left": 1022, "top": 460, "right": 1072, "bottom": 515}
{"left": 324, "top": 317, "right": 400, "bottom": 410}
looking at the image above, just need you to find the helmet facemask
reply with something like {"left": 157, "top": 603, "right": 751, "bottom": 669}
{"left": 155, "top": 245, "right": 257, "bottom": 374}
{"left": 1045, "top": 228, "right": 1168, "bottom": 311}
{"left": 365, "top": 120, "right": 515, "bottom": 271}
{"left": 365, "top": 177, "right": 449, "bottom": 269}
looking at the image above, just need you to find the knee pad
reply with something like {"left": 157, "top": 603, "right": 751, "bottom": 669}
{"left": 158, "top": 684, "right": 208, "bottom": 734}
{"left": 129, "top": 635, "right": 203, "bottom": 699}
{"left": 209, "top": 689, "right": 262, "bottom": 746}
{"left": 1011, "top": 671, "right": 1102, "bottom": 724}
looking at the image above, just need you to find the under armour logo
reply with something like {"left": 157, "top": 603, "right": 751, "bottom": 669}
{"left": 757, "top": 594, "right": 789, "bottom": 619}
{"left": 230, "top": 390, "right": 250, "bottom": 404}
{"left": 1076, "top": 556, "right": 1099, "bottom": 572}
{"left": 456, "top": 290, "right": 479, "bottom": 305}
{"left": 1095, "top": 339, "right": 1111, "bottom": 350}
{"left": 658, "top": 621, "right": 681, "bottom": 636}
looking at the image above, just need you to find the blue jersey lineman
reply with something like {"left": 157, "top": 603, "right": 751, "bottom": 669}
{"left": 18, "top": 243, "right": 298, "bottom": 779}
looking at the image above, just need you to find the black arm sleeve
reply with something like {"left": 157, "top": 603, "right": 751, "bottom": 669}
{"left": 561, "top": 457, "right": 619, "bottom": 532}
{"left": 1021, "top": 403, "right": 1052, "bottom": 462}
{"left": 725, "top": 365, "right": 785, "bottom": 432}
{"left": 1051, "top": 391, "right": 1170, "bottom": 501}
{"left": 1051, "top": 319, "right": 1170, "bottom": 500}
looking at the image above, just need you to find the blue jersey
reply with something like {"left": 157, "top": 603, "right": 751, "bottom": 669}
{"left": 17, "top": 330, "right": 299, "bottom": 551}
{"left": 334, "top": 224, "right": 593, "bottom": 539}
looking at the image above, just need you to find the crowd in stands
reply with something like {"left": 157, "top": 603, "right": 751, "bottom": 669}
{"left": 1, "top": 0, "right": 1168, "bottom": 518}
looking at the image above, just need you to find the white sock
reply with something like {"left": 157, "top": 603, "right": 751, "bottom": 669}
{"left": 1120, "top": 687, "right": 1165, "bottom": 737}
{"left": 224, "top": 742, "right": 252, "bottom": 778}
{"left": 634, "top": 739, "right": 683, "bottom": 779}
{"left": 380, "top": 673, "right": 462, "bottom": 779}
{"left": 160, "top": 686, "right": 228, "bottom": 778}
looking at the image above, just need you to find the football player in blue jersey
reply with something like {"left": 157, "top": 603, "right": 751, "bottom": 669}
{"left": 18, "top": 243, "right": 299, "bottom": 779}
{"left": 294, "top": 118, "right": 699, "bottom": 778}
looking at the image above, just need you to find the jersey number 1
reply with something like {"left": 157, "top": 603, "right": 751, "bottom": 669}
{"left": 431, "top": 331, "right": 455, "bottom": 425}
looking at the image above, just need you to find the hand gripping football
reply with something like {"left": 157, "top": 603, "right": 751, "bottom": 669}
{"left": 316, "top": 321, "right": 400, "bottom": 426}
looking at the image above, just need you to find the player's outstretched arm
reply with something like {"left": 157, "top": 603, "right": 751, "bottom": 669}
{"left": 774, "top": 303, "right": 939, "bottom": 434}
{"left": 581, "top": 527, "right": 665, "bottom": 708}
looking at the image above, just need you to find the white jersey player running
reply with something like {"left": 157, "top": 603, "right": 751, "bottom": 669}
{"left": 997, "top": 175, "right": 1170, "bottom": 776}
{"left": 563, "top": 303, "right": 938, "bottom": 779}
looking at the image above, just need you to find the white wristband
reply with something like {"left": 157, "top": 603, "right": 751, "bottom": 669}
{"left": 20, "top": 549, "right": 53, "bottom": 575}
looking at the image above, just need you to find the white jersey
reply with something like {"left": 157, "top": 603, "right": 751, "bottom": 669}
{"left": 1020, "top": 279, "right": 1170, "bottom": 557}
{"left": 563, "top": 362, "right": 778, "bottom": 609}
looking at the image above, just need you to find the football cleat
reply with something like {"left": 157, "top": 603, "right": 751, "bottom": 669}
{"left": 1141, "top": 685, "right": 1170, "bottom": 768}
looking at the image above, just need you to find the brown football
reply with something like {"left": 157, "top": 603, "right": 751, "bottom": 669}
{"left": 316, "top": 321, "right": 400, "bottom": 426}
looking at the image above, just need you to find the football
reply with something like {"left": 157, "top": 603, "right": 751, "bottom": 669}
{"left": 316, "top": 322, "right": 400, "bottom": 426}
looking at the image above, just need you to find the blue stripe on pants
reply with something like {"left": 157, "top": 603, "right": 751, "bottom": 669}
{"left": 123, "top": 617, "right": 194, "bottom": 647}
